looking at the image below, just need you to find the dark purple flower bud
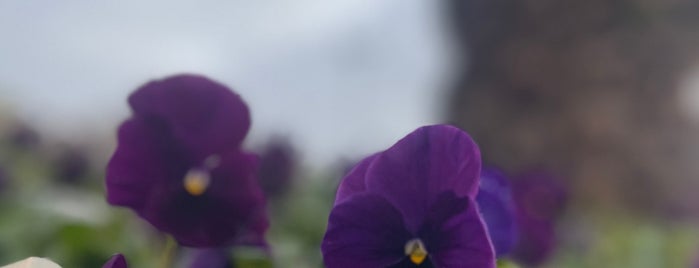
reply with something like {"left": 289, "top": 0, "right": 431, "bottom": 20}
{"left": 102, "top": 254, "right": 127, "bottom": 268}
{"left": 322, "top": 125, "right": 495, "bottom": 268}
{"left": 257, "top": 138, "right": 295, "bottom": 198}
{"left": 7, "top": 122, "right": 40, "bottom": 150}
{"left": 511, "top": 170, "right": 568, "bottom": 266}
{"left": 513, "top": 170, "right": 568, "bottom": 222}
{"left": 106, "top": 74, "right": 268, "bottom": 248}
{"left": 476, "top": 167, "right": 517, "bottom": 258}
{"left": 52, "top": 146, "right": 90, "bottom": 185}
{"left": 189, "top": 248, "right": 234, "bottom": 268}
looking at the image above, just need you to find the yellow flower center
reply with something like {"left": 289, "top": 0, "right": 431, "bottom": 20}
{"left": 182, "top": 155, "right": 220, "bottom": 196}
{"left": 404, "top": 238, "right": 428, "bottom": 265}
{"left": 183, "top": 169, "right": 210, "bottom": 196}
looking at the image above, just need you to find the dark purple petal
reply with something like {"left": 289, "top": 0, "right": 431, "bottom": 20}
{"left": 365, "top": 125, "right": 481, "bottom": 232}
{"left": 421, "top": 193, "right": 495, "bottom": 268}
{"left": 334, "top": 153, "right": 378, "bottom": 204}
{"left": 476, "top": 168, "right": 517, "bottom": 257}
{"left": 106, "top": 118, "right": 170, "bottom": 209}
{"left": 258, "top": 138, "right": 295, "bottom": 198}
{"left": 189, "top": 249, "right": 234, "bottom": 268}
{"left": 128, "top": 74, "right": 251, "bottom": 160}
{"left": 322, "top": 192, "right": 412, "bottom": 268}
{"left": 102, "top": 254, "right": 127, "bottom": 268}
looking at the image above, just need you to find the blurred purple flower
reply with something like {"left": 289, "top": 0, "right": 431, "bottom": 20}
{"left": 7, "top": 122, "right": 40, "bottom": 150}
{"left": 52, "top": 146, "right": 90, "bottom": 185}
{"left": 102, "top": 254, "right": 127, "bottom": 268}
{"left": 322, "top": 125, "right": 495, "bottom": 268}
{"left": 106, "top": 74, "right": 268, "bottom": 247}
{"left": 511, "top": 170, "right": 568, "bottom": 266}
{"left": 476, "top": 167, "right": 517, "bottom": 258}
{"left": 0, "top": 166, "right": 7, "bottom": 193}
{"left": 257, "top": 138, "right": 295, "bottom": 198}
{"left": 513, "top": 170, "right": 568, "bottom": 222}
{"left": 189, "top": 248, "right": 234, "bottom": 268}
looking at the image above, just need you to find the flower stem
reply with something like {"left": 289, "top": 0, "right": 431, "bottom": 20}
{"left": 159, "top": 235, "right": 177, "bottom": 268}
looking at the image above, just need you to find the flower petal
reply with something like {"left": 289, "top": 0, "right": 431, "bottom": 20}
{"left": 128, "top": 74, "right": 251, "bottom": 160}
{"left": 334, "top": 153, "right": 378, "bottom": 204}
{"left": 3, "top": 257, "right": 62, "bottom": 268}
{"left": 102, "top": 254, "right": 127, "bottom": 268}
{"left": 421, "top": 193, "right": 495, "bottom": 268}
{"left": 322, "top": 193, "right": 411, "bottom": 268}
{"left": 365, "top": 125, "right": 481, "bottom": 231}
{"left": 476, "top": 168, "right": 517, "bottom": 257}
{"left": 106, "top": 118, "right": 171, "bottom": 209}
{"left": 189, "top": 249, "right": 231, "bottom": 268}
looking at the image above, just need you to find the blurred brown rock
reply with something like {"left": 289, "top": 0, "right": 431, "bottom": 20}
{"left": 446, "top": 0, "right": 699, "bottom": 218}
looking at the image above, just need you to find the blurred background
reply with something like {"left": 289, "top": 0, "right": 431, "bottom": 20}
{"left": 1, "top": 0, "right": 699, "bottom": 267}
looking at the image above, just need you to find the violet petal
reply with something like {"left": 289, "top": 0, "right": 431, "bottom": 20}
{"left": 334, "top": 153, "right": 378, "bottom": 204}
{"left": 128, "top": 74, "right": 251, "bottom": 160}
{"left": 189, "top": 249, "right": 233, "bottom": 268}
{"left": 322, "top": 192, "right": 411, "bottom": 268}
{"left": 476, "top": 168, "right": 518, "bottom": 257}
{"left": 365, "top": 125, "right": 481, "bottom": 232}
{"left": 106, "top": 118, "right": 167, "bottom": 209}
{"left": 102, "top": 254, "right": 127, "bottom": 268}
{"left": 422, "top": 193, "right": 496, "bottom": 268}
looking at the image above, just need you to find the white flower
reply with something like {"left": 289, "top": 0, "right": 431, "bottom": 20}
{"left": 1, "top": 257, "right": 61, "bottom": 268}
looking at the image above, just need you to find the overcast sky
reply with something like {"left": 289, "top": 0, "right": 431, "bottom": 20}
{"left": 0, "top": 0, "right": 457, "bottom": 167}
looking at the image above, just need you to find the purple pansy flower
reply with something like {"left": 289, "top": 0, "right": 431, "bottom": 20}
{"left": 322, "top": 125, "right": 495, "bottom": 268}
{"left": 189, "top": 248, "right": 234, "bottom": 268}
{"left": 102, "top": 254, "right": 127, "bottom": 268}
{"left": 476, "top": 167, "right": 517, "bottom": 258}
{"left": 511, "top": 170, "right": 568, "bottom": 266}
{"left": 106, "top": 74, "right": 268, "bottom": 247}
{"left": 257, "top": 137, "right": 295, "bottom": 198}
